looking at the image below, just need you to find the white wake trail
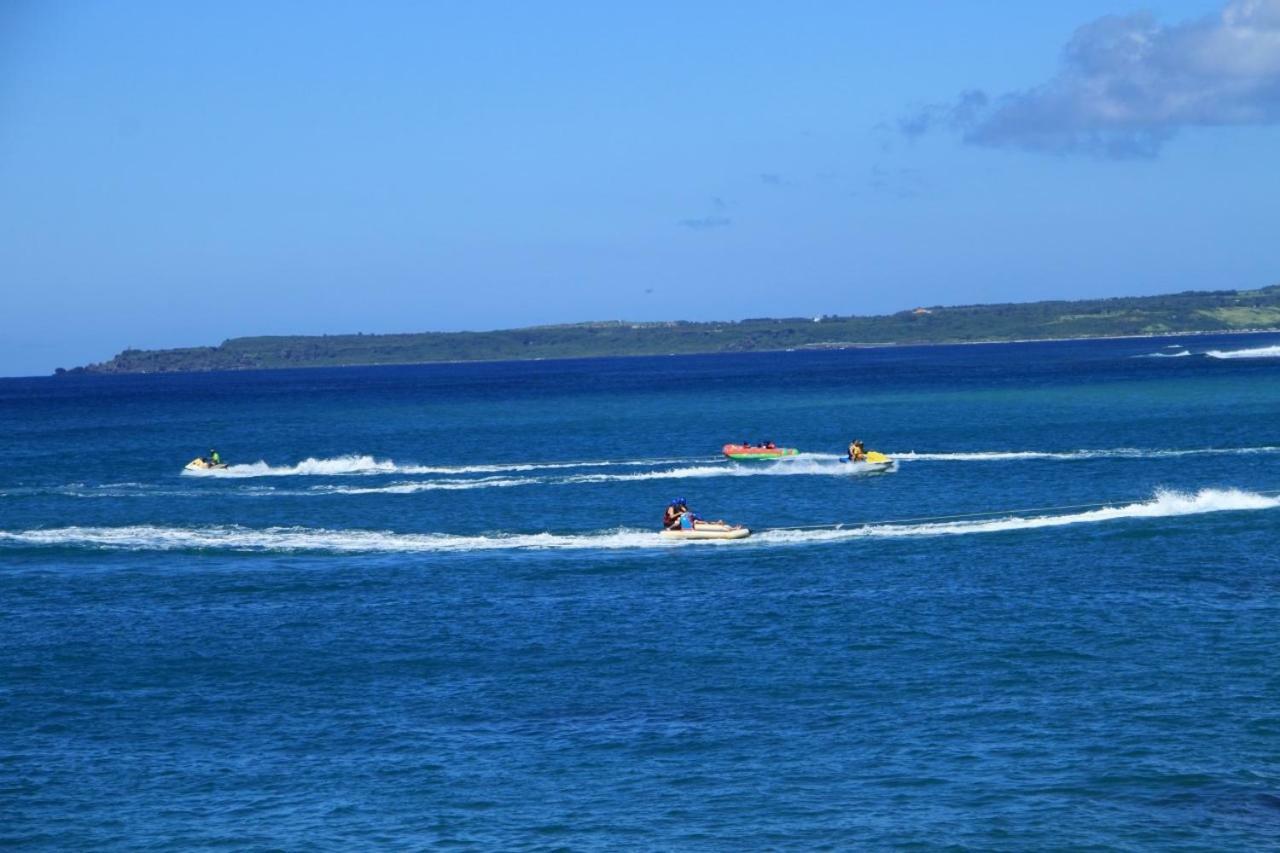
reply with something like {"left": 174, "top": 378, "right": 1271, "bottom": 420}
{"left": 560, "top": 455, "right": 890, "bottom": 483}
{"left": 0, "top": 525, "right": 675, "bottom": 553}
{"left": 183, "top": 454, "right": 889, "bottom": 488}
{"left": 181, "top": 454, "right": 708, "bottom": 478}
{"left": 312, "top": 477, "right": 539, "bottom": 495}
{"left": 396, "top": 457, "right": 702, "bottom": 475}
{"left": 255, "top": 458, "right": 884, "bottom": 494}
{"left": 893, "top": 447, "right": 1280, "bottom": 462}
{"left": 759, "top": 488, "right": 1279, "bottom": 543}
{"left": 1204, "top": 345, "right": 1280, "bottom": 360}
{"left": 182, "top": 455, "right": 398, "bottom": 478}
{"left": 3, "top": 489, "right": 1274, "bottom": 554}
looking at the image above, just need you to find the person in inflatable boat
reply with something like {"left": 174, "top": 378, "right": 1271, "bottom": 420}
{"left": 664, "top": 498, "right": 732, "bottom": 531}
{"left": 663, "top": 498, "right": 687, "bottom": 530}
{"left": 664, "top": 498, "right": 710, "bottom": 530}
{"left": 679, "top": 505, "right": 702, "bottom": 530}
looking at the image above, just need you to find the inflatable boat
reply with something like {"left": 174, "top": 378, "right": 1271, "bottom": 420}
{"left": 184, "top": 457, "right": 228, "bottom": 472}
{"left": 722, "top": 444, "right": 798, "bottom": 461}
{"left": 661, "top": 522, "right": 751, "bottom": 541}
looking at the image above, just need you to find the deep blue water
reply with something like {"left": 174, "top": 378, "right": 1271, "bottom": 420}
{"left": 3, "top": 333, "right": 1280, "bottom": 849}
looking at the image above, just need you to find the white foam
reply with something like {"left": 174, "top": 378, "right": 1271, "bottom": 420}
{"left": 272, "top": 460, "right": 884, "bottom": 494}
{"left": 184, "top": 453, "right": 889, "bottom": 488}
{"left": 1204, "top": 345, "right": 1280, "bottom": 360}
{"left": 181, "top": 454, "right": 707, "bottom": 478}
{"left": 1136, "top": 350, "right": 1191, "bottom": 358}
{"left": 182, "top": 454, "right": 398, "bottom": 478}
{"left": 311, "top": 477, "right": 538, "bottom": 494}
{"left": 4, "top": 488, "right": 1273, "bottom": 554}
{"left": 893, "top": 446, "right": 1280, "bottom": 462}
{"left": 756, "top": 487, "right": 1279, "bottom": 543}
{"left": 895, "top": 450, "right": 1073, "bottom": 461}
{"left": 255, "top": 458, "right": 888, "bottom": 495}
{"left": 560, "top": 457, "right": 892, "bottom": 483}
{"left": 4, "top": 483, "right": 207, "bottom": 500}
{"left": 396, "top": 457, "right": 700, "bottom": 475}
{"left": 0, "top": 525, "right": 678, "bottom": 553}
{"left": 176, "top": 445, "right": 1280, "bottom": 492}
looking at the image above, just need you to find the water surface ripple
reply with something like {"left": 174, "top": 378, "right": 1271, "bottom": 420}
{"left": 3, "top": 335, "right": 1280, "bottom": 849}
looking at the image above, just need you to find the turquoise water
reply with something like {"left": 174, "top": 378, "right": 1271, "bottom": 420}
{"left": 3, "top": 334, "right": 1280, "bottom": 848}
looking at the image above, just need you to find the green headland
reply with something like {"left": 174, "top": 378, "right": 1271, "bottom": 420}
{"left": 63, "top": 284, "right": 1280, "bottom": 374}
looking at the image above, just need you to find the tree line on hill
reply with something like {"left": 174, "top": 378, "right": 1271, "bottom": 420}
{"left": 61, "top": 284, "right": 1280, "bottom": 374}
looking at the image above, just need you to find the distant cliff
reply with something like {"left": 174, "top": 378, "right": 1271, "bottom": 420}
{"left": 65, "top": 285, "right": 1280, "bottom": 374}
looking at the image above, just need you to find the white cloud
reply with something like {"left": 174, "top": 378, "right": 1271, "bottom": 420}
{"left": 903, "top": 0, "right": 1280, "bottom": 157}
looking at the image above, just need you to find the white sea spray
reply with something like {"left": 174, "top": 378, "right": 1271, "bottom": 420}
{"left": 1204, "top": 345, "right": 1280, "bottom": 360}
{"left": 4, "top": 489, "right": 1275, "bottom": 553}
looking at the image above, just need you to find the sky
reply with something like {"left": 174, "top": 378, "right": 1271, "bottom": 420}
{"left": 3, "top": 0, "right": 1280, "bottom": 376}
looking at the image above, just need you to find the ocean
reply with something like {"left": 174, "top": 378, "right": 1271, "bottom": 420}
{"left": 3, "top": 333, "right": 1280, "bottom": 849}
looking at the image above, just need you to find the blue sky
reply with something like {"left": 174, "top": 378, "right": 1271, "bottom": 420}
{"left": 3, "top": 1, "right": 1280, "bottom": 376}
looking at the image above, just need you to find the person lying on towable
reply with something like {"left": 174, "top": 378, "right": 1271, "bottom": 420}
{"left": 659, "top": 498, "right": 749, "bottom": 539}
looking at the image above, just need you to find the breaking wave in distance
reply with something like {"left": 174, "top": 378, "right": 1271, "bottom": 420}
{"left": 1204, "top": 345, "right": 1280, "bottom": 360}
{"left": 4, "top": 489, "right": 1273, "bottom": 554}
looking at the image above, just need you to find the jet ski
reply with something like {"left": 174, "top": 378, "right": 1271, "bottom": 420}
{"left": 840, "top": 450, "right": 893, "bottom": 465}
{"left": 661, "top": 522, "right": 751, "bottom": 540}
{"left": 184, "top": 457, "right": 227, "bottom": 472}
{"left": 723, "top": 443, "right": 798, "bottom": 461}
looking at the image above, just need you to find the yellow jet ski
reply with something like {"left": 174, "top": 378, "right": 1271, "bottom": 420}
{"left": 661, "top": 522, "right": 751, "bottom": 541}
{"left": 184, "top": 457, "right": 227, "bottom": 472}
{"left": 841, "top": 450, "right": 894, "bottom": 467}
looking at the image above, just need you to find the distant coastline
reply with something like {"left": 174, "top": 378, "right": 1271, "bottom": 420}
{"left": 60, "top": 284, "right": 1280, "bottom": 375}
